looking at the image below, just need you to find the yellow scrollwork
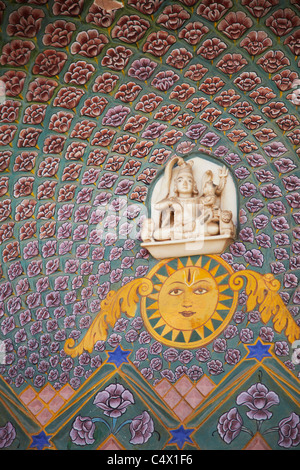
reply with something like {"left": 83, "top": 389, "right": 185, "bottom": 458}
{"left": 229, "top": 270, "right": 300, "bottom": 344}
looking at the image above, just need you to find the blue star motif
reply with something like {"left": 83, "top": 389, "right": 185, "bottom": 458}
{"left": 107, "top": 345, "right": 131, "bottom": 367}
{"left": 30, "top": 431, "right": 52, "bottom": 450}
{"left": 168, "top": 425, "right": 194, "bottom": 449}
{"left": 246, "top": 340, "right": 272, "bottom": 361}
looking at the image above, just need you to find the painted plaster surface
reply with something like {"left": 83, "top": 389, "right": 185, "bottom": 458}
{"left": 0, "top": 0, "right": 299, "bottom": 451}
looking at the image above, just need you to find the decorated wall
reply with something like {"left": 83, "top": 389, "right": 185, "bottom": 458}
{"left": 0, "top": 0, "right": 299, "bottom": 451}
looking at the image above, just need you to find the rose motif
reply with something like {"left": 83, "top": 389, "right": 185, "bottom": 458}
{"left": 179, "top": 21, "right": 209, "bottom": 45}
{"left": 236, "top": 383, "right": 279, "bottom": 420}
{"left": 94, "top": 383, "right": 134, "bottom": 418}
{"left": 130, "top": 411, "right": 154, "bottom": 445}
{"left": 216, "top": 53, "right": 248, "bottom": 75}
{"left": 86, "top": 4, "right": 115, "bottom": 28}
{"left": 111, "top": 15, "right": 150, "bottom": 43}
{"left": 199, "top": 76, "right": 225, "bottom": 95}
{"left": 218, "top": 11, "right": 253, "bottom": 40}
{"left": 185, "top": 64, "right": 208, "bottom": 81}
{"left": 151, "top": 70, "right": 179, "bottom": 92}
{"left": 64, "top": 61, "right": 95, "bottom": 86}
{"left": 241, "top": 0, "right": 279, "bottom": 18}
{"left": 52, "top": 0, "right": 84, "bottom": 17}
{"left": 157, "top": 4, "right": 190, "bottom": 30}
{"left": 43, "top": 19, "right": 76, "bottom": 47}
{"left": 0, "top": 422, "right": 16, "bottom": 448}
{"left": 257, "top": 50, "right": 290, "bottom": 74}
{"left": 102, "top": 105, "right": 130, "bottom": 127}
{"left": 93, "top": 72, "right": 119, "bottom": 94}
{"left": 7, "top": 6, "right": 44, "bottom": 38}
{"left": 71, "top": 30, "right": 108, "bottom": 57}
{"left": 166, "top": 48, "right": 193, "bottom": 69}
{"left": 70, "top": 416, "right": 95, "bottom": 446}
{"left": 128, "top": 58, "right": 157, "bottom": 81}
{"left": 197, "top": 38, "right": 227, "bottom": 60}
{"left": 278, "top": 413, "right": 300, "bottom": 448}
{"left": 53, "top": 86, "right": 85, "bottom": 109}
{"left": 0, "top": 100, "right": 21, "bottom": 123}
{"left": 0, "top": 70, "right": 26, "bottom": 97}
{"left": 101, "top": 46, "right": 133, "bottom": 71}
{"left": 91, "top": 129, "right": 115, "bottom": 147}
{"left": 128, "top": 0, "right": 163, "bottom": 15}
{"left": 266, "top": 8, "right": 300, "bottom": 37}
{"left": 115, "top": 82, "right": 142, "bottom": 103}
{"left": 49, "top": 111, "right": 74, "bottom": 133}
{"left": 197, "top": 0, "right": 233, "bottom": 22}
{"left": 0, "top": 39, "right": 35, "bottom": 66}
{"left": 284, "top": 30, "right": 300, "bottom": 56}
{"left": 217, "top": 408, "right": 243, "bottom": 444}
{"left": 26, "top": 77, "right": 58, "bottom": 103}
{"left": 143, "top": 31, "right": 176, "bottom": 57}
{"left": 81, "top": 96, "right": 108, "bottom": 118}
{"left": 240, "top": 31, "right": 272, "bottom": 56}
{"left": 70, "top": 120, "right": 96, "bottom": 140}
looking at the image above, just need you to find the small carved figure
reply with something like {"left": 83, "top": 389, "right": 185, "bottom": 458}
{"left": 141, "top": 155, "right": 235, "bottom": 245}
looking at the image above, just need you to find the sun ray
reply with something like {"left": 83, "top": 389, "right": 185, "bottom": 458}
{"left": 210, "top": 263, "right": 220, "bottom": 277}
{"left": 177, "top": 259, "right": 185, "bottom": 270}
{"left": 154, "top": 317, "right": 167, "bottom": 329}
{"left": 219, "top": 284, "right": 230, "bottom": 292}
{"left": 172, "top": 329, "right": 181, "bottom": 342}
{"left": 215, "top": 273, "right": 229, "bottom": 284}
{"left": 148, "top": 293, "right": 159, "bottom": 302}
{"left": 146, "top": 300, "right": 159, "bottom": 308}
{"left": 182, "top": 330, "right": 193, "bottom": 343}
{"left": 212, "top": 311, "right": 224, "bottom": 322}
{"left": 155, "top": 273, "right": 168, "bottom": 283}
{"left": 217, "top": 302, "right": 231, "bottom": 311}
{"left": 219, "top": 293, "right": 233, "bottom": 301}
{"left": 153, "top": 284, "right": 163, "bottom": 292}
{"left": 203, "top": 319, "right": 215, "bottom": 333}
{"left": 148, "top": 310, "right": 161, "bottom": 320}
{"left": 195, "top": 326, "right": 204, "bottom": 339}
{"left": 165, "top": 264, "right": 176, "bottom": 276}
{"left": 203, "top": 258, "right": 212, "bottom": 271}
{"left": 194, "top": 256, "right": 203, "bottom": 268}
{"left": 161, "top": 324, "right": 173, "bottom": 337}
{"left": 186, "top": 256, "right": 194, "bottom": 267}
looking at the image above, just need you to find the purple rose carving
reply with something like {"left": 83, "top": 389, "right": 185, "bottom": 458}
{"left": 128, "top": 58, "right": 157, "bottom": 81}
{"left": 102, "top": 105, "right": 130, "bottom": 127}
{"left": 263, "top": 142, "right": 287, "bottom": 158}
{"left": 217, "top": 408, "right": 243, "bottom": 444}
{"left": 278, "top": 413, "right": 300, "bottom": 448}
{"left": 129, "top": 411, "right": 154, "bottom": 445}
{"left": 93, "top": 383, "right": 134, "bottom": 418}
{"left": 0, "top": 422, "right": 16, "bottom": 448}
{"left": 185, "top": 123, "right": 206, "bottom": 140}
{"left": 236, "top": 383, "right": 279, "bottom": 420}
{"left": 244, "top": 248, "right": 264, "bottom": 267}
{"left": 70, "top": 416, "right": 95, "bottom": 446}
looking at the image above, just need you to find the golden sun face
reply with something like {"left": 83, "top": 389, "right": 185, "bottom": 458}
{"left": 141, "top": 256, "right": 238, "bottom": 349}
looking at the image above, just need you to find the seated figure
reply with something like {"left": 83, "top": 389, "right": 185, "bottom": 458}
{"left": 141, "top": 155, "right": 235, "bottom": 243}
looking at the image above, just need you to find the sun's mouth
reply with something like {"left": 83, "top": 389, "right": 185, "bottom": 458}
{"left": 179, "top": 311, "right": 196, "bottom": 317}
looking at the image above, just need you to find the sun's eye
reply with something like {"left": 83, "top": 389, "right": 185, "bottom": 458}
{"left": 169, "top": 288, "right": 184, "bottom": 296}
{"left": 193, "top": 287, "right": 208, "bottom": 295}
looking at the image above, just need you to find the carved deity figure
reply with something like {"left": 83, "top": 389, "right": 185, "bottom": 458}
{"left": 141, "top": 155, "right": 235, "bottom": 243}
